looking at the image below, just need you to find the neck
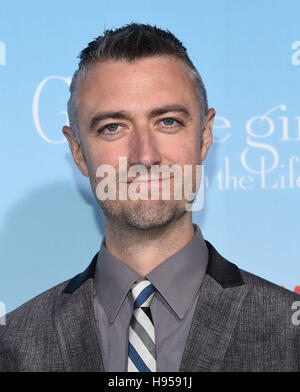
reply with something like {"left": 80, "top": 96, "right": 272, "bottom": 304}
{"left": 103, "top": 212, "right": 195, "bottom": 276}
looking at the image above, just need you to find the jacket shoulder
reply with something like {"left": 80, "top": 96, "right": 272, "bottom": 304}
{"left": 3, "top": 279, "right": 71, "bottom": 326}
{"left": 0, "top": 279, "right": 71, "bottom": 371}
{"left": 206, "top": 245, "right": 300, "bottom": 371}
{"left": 240, "top": 268, "right": 300, "bottom": 301}
{"left": 206, "top": 239, "right": 300, "bottom": 300}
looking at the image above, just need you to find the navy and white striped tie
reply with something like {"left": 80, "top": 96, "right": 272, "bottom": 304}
{"left": 127, "top": 279, "right": 156, "bottom": 372}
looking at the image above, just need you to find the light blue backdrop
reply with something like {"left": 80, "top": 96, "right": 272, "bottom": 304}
{"left": 1, "top": 0, "right": 300, "bottom": 313}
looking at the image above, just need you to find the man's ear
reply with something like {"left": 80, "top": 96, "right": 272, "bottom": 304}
{"left": 200, "top": 108, "right": 215, "bottom": 162}
{"left": 62, "top": 126, "right": 89, "bottom": 177}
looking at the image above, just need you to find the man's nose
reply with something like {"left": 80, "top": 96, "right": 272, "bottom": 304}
{"left": 128, "top": 127, "right": 162, "bottom": 168}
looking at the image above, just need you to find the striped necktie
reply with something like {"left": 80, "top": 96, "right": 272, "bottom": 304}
{"left": 127, "top": 279, "right": 156, "bottom": 372}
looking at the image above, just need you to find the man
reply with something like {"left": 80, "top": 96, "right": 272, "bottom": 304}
{"left": 1, "top": 23, "right": 300, "bottom": 372}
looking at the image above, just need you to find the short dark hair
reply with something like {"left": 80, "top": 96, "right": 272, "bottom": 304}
{"left": 68, "top": 23, "right": 208, "bottom": 140}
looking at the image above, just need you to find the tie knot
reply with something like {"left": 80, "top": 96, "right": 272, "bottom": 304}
{"left": 131, "top": 279, "right": 156, "bottom": 309}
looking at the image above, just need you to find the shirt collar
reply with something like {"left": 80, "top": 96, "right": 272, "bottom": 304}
{"left": 95, "top": 242, "right": 141, "bottom": 324}
{"left": 94, "top": 224, "right": 208, "bottom": 323}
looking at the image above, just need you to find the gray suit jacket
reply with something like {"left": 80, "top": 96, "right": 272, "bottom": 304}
{"left": 1, "top": 241, "right": 300, "bottom": 372}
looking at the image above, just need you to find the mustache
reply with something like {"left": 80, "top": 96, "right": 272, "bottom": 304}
{"left": 117, "top": 164, "right": 176, "bottom": 184}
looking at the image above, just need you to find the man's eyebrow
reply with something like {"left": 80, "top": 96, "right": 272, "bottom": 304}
{"left": 88, "top": 111, "right": 129, "bottom": 132}
{"left": 149, "top": 105, "right": 192, "bottom": 119}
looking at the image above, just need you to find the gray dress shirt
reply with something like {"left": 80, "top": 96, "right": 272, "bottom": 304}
{"left": 93, "top": 224, "right": 208, "bottom": 372}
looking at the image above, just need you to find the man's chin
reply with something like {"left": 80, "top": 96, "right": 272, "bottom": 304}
{"left": 100, "top": 199, "right": 187, "bottom": 231}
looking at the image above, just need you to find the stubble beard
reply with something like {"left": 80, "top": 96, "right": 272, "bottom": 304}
{"left": 88, "top": 160, "right": 198, "bottom": 233}
{"left": 98, "top": 197, "right": 187, "bottom": 231}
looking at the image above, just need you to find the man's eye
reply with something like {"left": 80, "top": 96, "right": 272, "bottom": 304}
{"left": 104, "top": 123, "right": 120, "bottom": 133}
{"left": 161, "top": 118, "right": 179, "bottom": 127}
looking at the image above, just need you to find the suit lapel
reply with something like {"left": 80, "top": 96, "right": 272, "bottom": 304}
{"left": 53, "top": 261, "right": 105, "bottom": 372}
{"left": 179, "top": 241, "right": 249, "bottom": 372}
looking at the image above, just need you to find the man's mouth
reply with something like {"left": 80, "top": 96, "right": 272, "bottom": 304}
{"left": 125, "top": 176, "right": 173, "bottom": 185}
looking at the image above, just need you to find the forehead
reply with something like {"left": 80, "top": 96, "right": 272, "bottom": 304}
{"left": 76, "top": 56, "right": 199, "bottom": 120}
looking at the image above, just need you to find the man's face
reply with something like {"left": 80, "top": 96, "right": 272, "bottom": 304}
{"left": 64, "top": 55, "right": 214, "bottom": 230}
